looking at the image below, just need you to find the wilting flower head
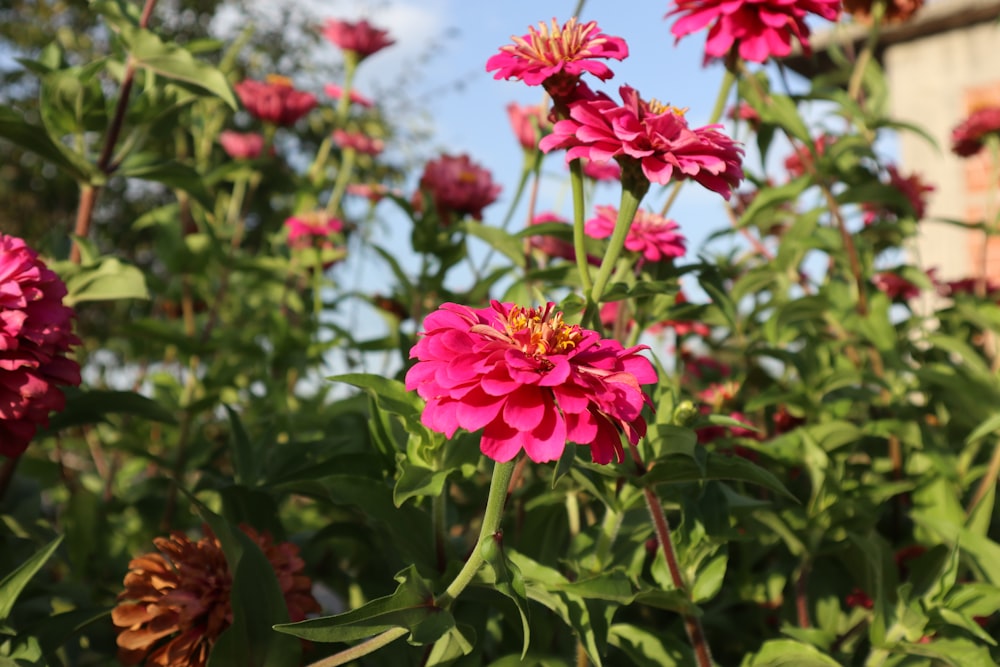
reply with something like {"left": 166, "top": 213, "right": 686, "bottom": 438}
{"left": 0, "top": 234, "right": 81, "bottom": 457}
{"left": 112, "top": 526, "right": 319, "bottom": 667}
{"left": 951, "top": 106, "right": 1000, "bottom": 157}
{"left": 234, "top": 76, "right": 317, "bottom": 126}
{"left": 582, "top": 159, "right": 621, "bottom": 182}
{"left": 667, "top": 0, "right": 841, "bottom": 63}
{"left": 507, "top": 102, "right": 551, "bottom": 151}
{"left": 541, "top": 85, "right": 744, "bottom": 197}
{"left": 219, "top": 131, "right": 270, "bottom": 160}
{"left": 486, "top": 18, "right": 628, "bottom": 100}
{"left": 585, "top": 205, "right": 686, "bottom": 263}
{"left": 873, "top": 271, "right": 921, "bottom": 301}
{"left": 324, "top": 83, "right": 374, "bottom": 108}
{"left": 417, "top": 154, "right": 501, "bottom": 225}
{"left": 405, "top": 301, "right": 656, "bottom": 464}
{"left": 844, "top": 0, "right": 923, "bottom": 24}
{"left": 862, "top": 165, "right": 934, "bottom": 225}
{"left": 332, "top": 129, "right": 384, "bottom": 156}
{"left": 322, "top": 18, "right": 395, "bottom": 61}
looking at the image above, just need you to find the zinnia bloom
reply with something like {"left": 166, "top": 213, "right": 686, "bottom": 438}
{"left": 528, "top": 212, "right": 576, "bottom": 262}
{"left": 417, "top": 154, "right": 501, "bottom": 225}
{"left": 862, "top": 165, "right": 934, "bottom": 225}
{"left": 234, "top": 76, "right": 317, "bottom": 126}
{"left": 1, "top": 234, "right": 81, "bottom": 457}
{"left": 585, "top": 205, "right": 686, "bottom": 263}
{"left": 951, "top": 106, "right": 1000, "bottom": 157}
{"left": 507, "top": 102, "right": 551, "bottom": 151}
{"left": 784, "top": 134, "right": 834, "bottom": 179}
{"left": 322, "top": 18, "right": 395, "bottom": 61}
{"left": 405, "top": 301, "right": 656, "bottom": 464}
{"left": 667, "top": 0, "right": 841, "bottom": 63}
{"left": 219, "top": 131, "right": 270, "bottom": 160}
{"left": 540, "top": 85, "right": 744, "bottom": 197}
{"left": 285, "top": 212, "right": 344, "bottom": 249}
{"left": 582, "top": 159, "right": 621, "bottom": 182}
{"left": 324, "top": 83, "right": 374, "bottom": 108}
{"left": 332, "top": 129, "right": 384, "bottom": 156}
{"left": 486, "top": 18, "right": 628, "bottom": 99}
{"left": 844, "top": 0, "right": 923, "bottom": 24}
{"left": 873, "top": 271, "right": 921, "bottom": 300}
{"left": 112, "top": 526, "right": 320, "bottom": 667}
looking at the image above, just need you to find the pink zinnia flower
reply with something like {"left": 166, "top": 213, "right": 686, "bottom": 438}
{"left": 219, "top": 131, "right": 270, "bottom": 160}
{"left": 528, "top": 212, "right": 576, "bottom": 262}
{"left": 507, "top": 102, "right": 551, "bottom": 151}
{"left": 285, "top": 212, "right": 344, "bottom": 249}
{"left": 873, "top": 271, "right": 921, "bottom": 300}
{"left": 322, "top": 18, "right": 395, "bottom": 60}
{"left": 347, "top": 183, "right": 394, "bottom": 203}
{"left": 234, "top": 76, "right": 317, "bottom": 126}
{"left": 332, "top": 129, "right": 384, "bottom": 156}
{"left": 324, "top": 83, "right": 374, "bottom": 109}
{"left": 667, "top": 0, "right": 841, "bottom": 64}
{"left": 862, "top": 165, "right": 934, "bottom": 225}
{"left": 417, "top": 154, "right": 501, "bottom": 226}
{"left": 585, "top": 205, "right": 686, "bottom": 263}
{"left": 951, "top": 106, "right": 1000, "bottom": 157}
{"left": 784, "top": 134, "right": 834, "bottom": 179}
{"left": 540, "top": 85, "right": 744, "bottom": 197}
{"left": 486, "top": 18, "right": 628, "bottom": 99}
{"left": 1, "top": 234, "right": 81, "bottom": 457}
{"left": 581, "top": 159, "right": 621, "bottom": 182}
{"left": 405, "top": 301, "right": 656, "bottom": 464}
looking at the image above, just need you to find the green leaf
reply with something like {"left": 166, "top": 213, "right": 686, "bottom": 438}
{"left": 274, "top": 565, "right": 440, "bottom": 643}
{"left": 747, "top": 639, "right": 842, "bottom": 666}
{"left": 0, "top": 536, "right": 63, "bottom": 621}
{"left": 481, "top": 537, "right": 531, "bottom": 658}
{"left": 642, "top": 453, "right": 796, "bottom": 501}
{"left": 464, "top": 221, "right": 525, "bottom": 269}
{"left": 965, "top": 412, "right": 1000, "bottom": 445}
{"left": 57, "top": 257, "right": 149, "bottom": 305}
{"left": 41, "top": 388, "right": 175, "bottom": 434}
{"left": 117, "top": 157, "right": 214, "bottom": 210}
{"left": 607, "top": 623, "right": 692, "bottom": 667}
{"left": 224, "top": 406, "right": 257, "bottom": 487}
{"left": 0, "top": 106, "right": 92, "bottom": 182}
{"left": 394, "top": 465, "right": 449, "bottom": 507}
{"left": 119, "top": 26, "right": 237, "bottom": 109}
{"left": 424, "top": 623, "right": 476, "bottom": 665}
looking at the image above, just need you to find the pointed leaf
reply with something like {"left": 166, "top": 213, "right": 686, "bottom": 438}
{"left": 0, "top": 536, "right": 63, "bottom": 621}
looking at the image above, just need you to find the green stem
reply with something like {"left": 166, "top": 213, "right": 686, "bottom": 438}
{"left": 325, "top": 147, "right": 357, "bottom": 218}
{"left": 584, "top": 184, "right": 647, "bottom": 326}
{"left": 308, "top": 60, "right": 357, "bottom": 187}
{"left": 436, "top": 459, "right": 516, "bottom": 608}
{"left": 570, "top": 159, "right": 594, "bottom": 300}
{"left": 847, "top": 0, "right": 885, "bottom": 103}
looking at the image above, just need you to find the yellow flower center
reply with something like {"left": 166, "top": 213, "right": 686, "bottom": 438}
{"left": 647, "top": 98, "right": 687, "bottom": 117}
{"left": 507, "top": 17, "right": 603, "bottom": 66}
{"left": 504, "top": 305, "right": 583, "bottom": 357}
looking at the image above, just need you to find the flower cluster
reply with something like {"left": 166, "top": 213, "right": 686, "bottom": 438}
{"left": 586, "top": 205, "right": 686, "bottom": 263}
{"left": 405, "top": 301, "right": 656, "bottom": 464}
{"left": 112, "top": 526, "right": 319, "bottom": 667}
{"left": 322, "top": 18, "right": 395, "bottom": 61}
{"left": 541, "top": 86, "right": 744, "bottom": 197}
{"left": 234, "top": 76, "right": 317, "bottom": 127}
{"left": 417, "top": 154, "right": 501, "bottom": 225}
{"left": 486, "top": 18, "right": 628, "bottom": 100}
{"left": 951, "top": 106, "right": 1000, "bottom": 158}
{"left": 667, "top": 0, "right": 841, "bottom": 63}
{"left": 1, "top": 234, "right": 81, "bottom": 457}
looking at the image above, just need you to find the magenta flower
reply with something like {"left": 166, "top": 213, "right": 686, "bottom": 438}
{"left": 219, "top": 131, "right": 270, "bottom": 160}
{"left": 585, "top": 205, "right": 686, "bottom": 263}
{"left": 541, "top": 85, "right": 744, "bottom": 197}
{"left": 234, "top": 76, "right": 317, "bottom": 126}
{"left": 1, "top": 234, "right": 81, "bottom": 457}
{"left": 322, "top": 18, "right": 395, "bottom": 60}
{"left": 324, "top": 83, "right": 374, "bottom": 109}
{"left": 417, "top": 154, "right": 501, "bottom": 226}
{"left": 582, "top": 159, "right": 621, "bottom": 182}
{"left": 405, "top": 301, "right": 656, "bottom": 464}
{"left": 332, "top": 129, "right": 384, "bottom": 156}
{"left": 528, "top": 212, "right": 576, "bottom": 263}
{"left": 873, "top": 271, "right": 921, "bottom": 301}
{"left": 951, "top": 106, "right": 1000, "bottom": 157}
{"left": 506, "top": 102, "right": 551, "bottom": 151}
{"left": 667, "top": 0, "right": 841, "bottom": 63}
{"left": 486, "top": 18, "right": 628, "bottom": 99}
{"left": 862, "top": 165, "right": 934, "bottom": 225}
{"left": 285, "top": 212, "right": 344, "bottom": 249}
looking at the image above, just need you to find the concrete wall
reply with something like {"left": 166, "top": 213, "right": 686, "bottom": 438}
{"left": 886, "top": 19, "right": 1000, "bottom": 282}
